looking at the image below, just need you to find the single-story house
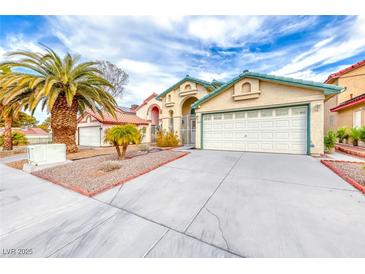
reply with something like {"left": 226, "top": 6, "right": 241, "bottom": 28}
{"left": 0, "top": 127, "right": 51, "bottom": 144}
{"left": 77, "top": 107, "right": 148, "bottom": 147}
{"left": 152, "top": 71, "right": 343, "bottom": 155}
{"left": 324, "top": 59, "right": 365, "bottom": 135}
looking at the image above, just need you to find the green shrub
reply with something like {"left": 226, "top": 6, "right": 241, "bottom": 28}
{"left": 359, "top": 126, "right": 365, "bottom": 143}
{"left": 336, "top": 127, "right": 348, "bottom": 143}
{"left": 156, "top": 130, "right": 179, "bottom": 147}
{"left": 324, "top": 130, "right": 336, "bottom": 153}
{"left": 349, "top": 127, "right": 361, "bottom": 146}
{"left": 0, "top": 132, "right": 28, "bottom": 147}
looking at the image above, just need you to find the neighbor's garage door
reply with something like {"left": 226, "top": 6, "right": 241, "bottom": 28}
{"left": 78, "top": 126, "right": 101, "bottom": 146}
{"left": 202, "top": 106, "right": 307, "bottom": 154}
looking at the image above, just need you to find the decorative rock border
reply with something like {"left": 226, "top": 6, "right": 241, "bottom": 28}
{"left": 34, "top": 151, "right": 189, "bottom": 197}
{"left": 321, "top": 159, "right": 365, "bottom": 194}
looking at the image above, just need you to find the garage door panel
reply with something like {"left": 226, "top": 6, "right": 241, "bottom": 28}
{"left": 202, "top": 106, "right": 307, "bottom": 154}
{"left": 291, "top": 119, "right": 306, "bottom": 128}
{"left": 275, "top": 120, "right": 290, "bottom": 127}
{"left": 261, "top": 120, "right": 274, "bottom": 128}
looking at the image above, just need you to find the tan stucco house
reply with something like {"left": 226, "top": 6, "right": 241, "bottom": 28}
{"left": 324, "top": 60, "right": 365, "bottom": 134}
{"left": 77, "top": 107, "right": 148, "bottom": 146}
{"left": 151, "top": 71, "right": 343, "bottom": 155}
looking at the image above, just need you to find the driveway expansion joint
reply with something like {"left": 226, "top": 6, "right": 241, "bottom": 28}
{"left": 92, "top": 197, "right": 243, "bottom": 257}
{"left": 142, "top": 229, "right": 170, "bottom": 258}
{"left": 183, "top": 152, "right": 244, "bottom": 233}
{"left": 46, "top": 210, "right": 120, "bottom": 258}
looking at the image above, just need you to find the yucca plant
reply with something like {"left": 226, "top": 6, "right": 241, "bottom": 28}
{"left": 349, "top": 127, "right": 361, "bottom": 146}
{"left": 104, "top": 124, "right": 141, "bottom": 160}
{"left": 336, "top": 127, "right": 348, "bottom": 144}
{"left": 0, "top": 46, "right": 117, "bottom": 153}
{"left": 324, "top": 130, "right": 336, "bottom": 153}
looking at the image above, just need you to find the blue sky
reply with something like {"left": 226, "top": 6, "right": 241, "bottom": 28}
{"left": 1, "top": 15, "right": 365, "bottom": 122}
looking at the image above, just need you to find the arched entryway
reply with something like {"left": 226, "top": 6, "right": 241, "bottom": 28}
{"left": 148, "top": 104, "right": 161, "bottom": 143}
{"left": 181, "top": 96, "right": 198, "bottom": 145}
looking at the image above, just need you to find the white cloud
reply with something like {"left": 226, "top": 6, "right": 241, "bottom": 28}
{"left": 187, "top": 16, "right": 265, "bottom": 47}
{"left": 273, "top": 16, "right": 365, "bottom": 78}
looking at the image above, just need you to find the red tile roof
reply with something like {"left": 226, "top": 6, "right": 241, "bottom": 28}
{"left": 80, "top": 108, "right": 148, "bottom": 125}
{"left": 135, "top": 93, "right": 158, "bottom": 111}
{"left": 0, "top": 127, "right": 49, "bottom": 136}
{"left": 330, "top": 93, "right": 365, "bottom": 112}
{"left": 325, "top": 60, "right": 365, "bottom": 83}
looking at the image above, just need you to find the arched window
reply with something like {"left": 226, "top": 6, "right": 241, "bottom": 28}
{"left": 242, "top": 82, "right": 251, "bottom": 93}
{"left": 185, "top": 84, "right": 191, "bottom": 90}
{"left": 167, "top": 94, "right": 172, "bottom": 102}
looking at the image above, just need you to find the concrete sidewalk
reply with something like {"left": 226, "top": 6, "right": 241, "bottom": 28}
{"left": 1, "top": 150, "right": 365, "bottom": 257}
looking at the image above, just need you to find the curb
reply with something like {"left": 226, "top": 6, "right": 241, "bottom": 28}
{"left": 320, "top": 159, "right": 365, "bottom": 194}
{"left": 335, "top": 146, "right": 365, "bottom": 159}
{"left": 33, "top": 151, "right": 189, "bottom": 197}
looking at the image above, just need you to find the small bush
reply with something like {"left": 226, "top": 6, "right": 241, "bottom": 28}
{"left": 359, "top": 126, "right": 365, "bottom": 143}
{"left": 349, "top": 127, "right": 361, "bottom": 146}
{"left": 139, "top": 144, "right": 150, "bottom": 152}
{"left": 98, "top": 160, "right": 123, "bottom": 172}
{"left": 0, "top": 132, "right": 28, "bottom": 147}
{"left": 324, "top": 130, "right": 336, "bottom": 153}
{"left": 156, "top": 130, "right": 179, "bottom": 147}
{"left": 336, "top": 127, "right": 348, "bottom": 143}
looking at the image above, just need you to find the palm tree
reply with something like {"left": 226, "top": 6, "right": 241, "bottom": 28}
{"left": 104, "top": 124, "right": 141, "bottom": 160}
{"left": 0, "top": 65, "right": 29, "bottom": 150}
{"left": 0, "top": 46, "right": 117, "bottom": 153}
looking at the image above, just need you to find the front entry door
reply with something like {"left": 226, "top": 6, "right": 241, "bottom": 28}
{"left": 181, "top": 114, "right": 196, "bottom": 145}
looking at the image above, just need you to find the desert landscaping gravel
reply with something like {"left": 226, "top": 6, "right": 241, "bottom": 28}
{"left": 32, "top": 150, "right": 187, "bottom": 196}
{"left": 328, "top": 161, "right": 365, "bottom": 187}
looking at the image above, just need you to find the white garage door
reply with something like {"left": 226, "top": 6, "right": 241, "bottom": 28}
{"left": 79, "top": 127, "right": 101, "bottom": 146}
{"left": 202, "top": 106, "right": 307, "bottom": 154}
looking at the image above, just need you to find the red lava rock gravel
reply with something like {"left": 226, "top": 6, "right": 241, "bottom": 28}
{"left": 32, "top": 150, "right": 187, "bottom": 196}
{"left": 327, "top": 161, "right": 365, "bottom": 187}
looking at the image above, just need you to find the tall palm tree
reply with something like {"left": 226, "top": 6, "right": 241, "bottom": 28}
{"left": 104, "top": 124, "right": 141, "bottom": 160}
{"left": 0, "top": 65, "right": 28, "bottom": 150}
{"left": 0, "top": 46, "right": 117, "bottom": 153}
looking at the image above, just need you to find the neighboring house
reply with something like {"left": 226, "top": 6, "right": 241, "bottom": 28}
{"left": 324, "top": 60, "right": 365, "bottom": 134}
{"left": 135, "top": 93, "right": 162, "bottom": 143}
{"left": 0, "top": 127, "right": 51, "bottom": 144}
{"left": 77, "top": 107, "right": 148, "bottom": 147}
{"left": 153, "top": 71, "right": 343, "bottom": 155}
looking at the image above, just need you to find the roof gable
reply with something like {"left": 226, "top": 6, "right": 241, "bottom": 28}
{"left": 325, "top": 60, "right": 365, "bottom": 83}
{"left": 156, "top": 75, "right": 220, "bottom": 100}
{"left": 135, "top": 92, "right": 158, "bottom": 111}
{"left": 192, "top": 71, "right": 344, "bottom": 109}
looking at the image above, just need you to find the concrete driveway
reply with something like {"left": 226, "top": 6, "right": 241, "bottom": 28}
{"left": 1, "top": 149, "right": 365, "bottom": 257}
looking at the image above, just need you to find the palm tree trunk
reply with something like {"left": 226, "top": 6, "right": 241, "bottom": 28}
{"left": 121, "top": 144, "right": 128, "bottom": 160}
{"left": 3, "top": 115, "right": 13, "bottom": 151}
{"left": 114, "top": 142, "right": 122, "bottom": 159}
{"left": 51, "top": 95, "right": 78, "bottom": 153}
